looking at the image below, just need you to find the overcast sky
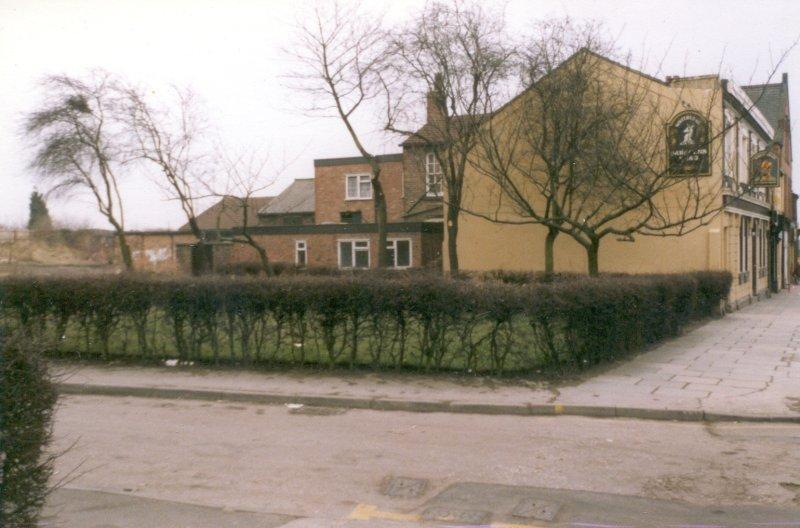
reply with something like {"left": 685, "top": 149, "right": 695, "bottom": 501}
{"left": 1, "top": 0, "right": 799, "bottom": 230}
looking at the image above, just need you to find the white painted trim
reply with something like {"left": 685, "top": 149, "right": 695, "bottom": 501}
{"left": 724, "top": 206, "right": 770, "bottom": 222}
{"left": 387, "top": 238, "right": 413, "bottom": 269}
{"left": 337, "top": 238, "right": 370, "bottom": 268}
{"left": 726, "top": 81, "right": 775, "bottom": 139}
{"left": 345, "top": 173, "right": 373, "bottom": 200}
{"left": 294, "top": 240, "right": 307, "bottom": 266}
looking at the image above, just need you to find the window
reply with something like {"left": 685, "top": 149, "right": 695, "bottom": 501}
{"left": 295, "top": 240, "right": 307, "bottom": 267}
{"left": 425, "top": 152, "right": 443, "bottom": 197}
{"left": 723, "top": 110, "right": 736, "bottom": 178}
{"left": 387, "top": 239, "right": 411, "bottom": 268}
{"left": 340, "top": 211, "right": 363, "bottom": 224}
{"left": 339, "top": 240, "right": 370, "bottom": 268}
{"left": 346, "top": 174, "right": 372, "bottom": 200}
{"left": 739, "top": 217, "right": 749, "bottom": 275}
{"left": 283, "top": 214, "right": 304, "bottom": 226}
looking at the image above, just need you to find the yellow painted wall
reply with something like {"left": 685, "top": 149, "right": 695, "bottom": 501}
{"left": 444, "top": 52, "right": 774, "bottom": 303}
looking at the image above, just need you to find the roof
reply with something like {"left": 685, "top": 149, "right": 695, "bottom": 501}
{"left": 181, "top": 195, "right": 274, "bottom": 231}
{"left": 314, "top": 154, "right": 402, "bottom": 167}
{"left": 742, "top": 82, "right": 786, "bottom": 132}
{"left": 259, "top": 179, "right": 315, "bottom": 215}
{"left": 402, "top": 114, "right": 487, "bottom": 147}
{"left": 401, "top": 49, "right": 659, "bottom": 148}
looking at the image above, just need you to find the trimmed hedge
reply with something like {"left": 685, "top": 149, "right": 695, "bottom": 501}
{"left": 0, "top": 271, "right": 731, "bottom": 374}
{"left": 0, "top": 330, "right": 58, "bottom": 527}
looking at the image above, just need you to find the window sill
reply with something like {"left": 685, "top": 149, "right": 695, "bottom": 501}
{"left": 345, "top": 197, "right": 373, "bottom": 202}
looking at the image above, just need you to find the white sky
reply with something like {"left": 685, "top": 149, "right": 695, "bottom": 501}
{"left": 1, "top": 0, "right": 799, "bottom": 230}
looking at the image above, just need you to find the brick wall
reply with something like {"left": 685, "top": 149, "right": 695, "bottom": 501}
{"left": 228, "top": 231, "right": 432, "bottom": 269}
{"left": 125, "top": 233, "right": 196, "bottom": 273}
{"left": 314, "top": 160, "right": 405, "bottom": 224}
{"left": 402, "top": 145, "right": 444, "bottom": 221}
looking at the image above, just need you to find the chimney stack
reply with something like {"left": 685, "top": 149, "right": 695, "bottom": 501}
{"left": 426, "top": 73, "right": 446, "bottom": 125}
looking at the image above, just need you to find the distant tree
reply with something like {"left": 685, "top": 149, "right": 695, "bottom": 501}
{"left": 27, "top": 191, "right": 53, "bottom": 231}
{"left": 24, "top": 74, "right": 134, "bottom": 271}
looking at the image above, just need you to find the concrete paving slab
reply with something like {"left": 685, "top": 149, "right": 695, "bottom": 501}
{"left": 44, "top": 488, "right": 295, "bottom": 528}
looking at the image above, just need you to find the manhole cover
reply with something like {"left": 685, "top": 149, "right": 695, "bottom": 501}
{"left": 512, "top": 497, "right": 560, "bottom": 521}
{"left": 382, "top": 476, "right": 429, "bottom": 498}
{"left": 422, "top": 506, "right": 490, "bottom": 525}
{"left": 288, "top": 406, "right": 346, "bottom": 416}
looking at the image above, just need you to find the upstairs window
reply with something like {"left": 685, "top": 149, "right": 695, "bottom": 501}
{"left": 346, "top": 173, "right": 372, "bottom": 200}
{"left": 425, "top": 152, "right": 443, "bottom": 197}
{"left": 340, "top": 211, "right": 363, "bottom": 224}
{"left": 339, "top": 239, "right": 370, "bottom": 268}
{"left": 387, "top": 239, "right": 411, "bottom": 268}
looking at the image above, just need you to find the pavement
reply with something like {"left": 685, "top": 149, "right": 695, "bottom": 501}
{"left": 52, "top": 288, "right": 800, "bottom": 422}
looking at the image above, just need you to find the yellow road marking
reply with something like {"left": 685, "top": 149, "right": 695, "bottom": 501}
{"left": 347, "top": 504, "right": 545, "bottom": 527}
{"left": 348, "top": 503, "right": 420, "bottom": 522}
{"left": 553, "top": 404, "right": 564, "bottom": 414}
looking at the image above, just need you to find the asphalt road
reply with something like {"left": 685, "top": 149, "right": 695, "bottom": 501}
{"left": 44, "top": 394, "right": 800, "bottom": 527}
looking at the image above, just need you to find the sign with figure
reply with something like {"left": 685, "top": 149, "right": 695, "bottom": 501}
{"left": 750, "top": 151, "right": 780, "bottom": 187}
{"left": 667, "top": 111, "right": 710, "bottom": 176}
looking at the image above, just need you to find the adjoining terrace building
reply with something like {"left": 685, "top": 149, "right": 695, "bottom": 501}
{"left": 125, "top": 152, "right": 445, "bottom": 273}
{"left": 451, "top": 50, "right": 796, "bottom": 307}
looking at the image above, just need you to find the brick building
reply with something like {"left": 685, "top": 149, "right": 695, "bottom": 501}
{"left": 127, "top": 146, "right": 445, "bottom": 273}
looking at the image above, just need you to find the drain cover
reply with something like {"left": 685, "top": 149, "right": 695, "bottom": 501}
{"left": 512, "top": 497, "right": 560, "bottom": 521}
{"left": 422, "top": 506, "right": 490, "bottom": 525}
{"left": 382, "top": 476, "right": 429, "bottom": 498}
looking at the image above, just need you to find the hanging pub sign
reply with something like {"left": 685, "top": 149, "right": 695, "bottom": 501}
{"left": 750, "top": 151, "right": 780, "bottom": 187}
{"left": 666, "top": 111, "right": 711, "bottom": 176}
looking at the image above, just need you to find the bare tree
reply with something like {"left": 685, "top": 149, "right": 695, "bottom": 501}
{"left": 204, "top": 148, "right": 280, "bottom": 276}
{"left": 385, "top": 0, "right": 514, "bottom": 273}
{"left": 290, "top": 1, "right": 392, "bottom": 267}
{"left": 471, "top": 19, "right": 735, "bottom": 276}
{"left": 121, "top": 86, "right": 209, "bottom": 241}
{"left": 24, "top": 73, "right": 135, "bottom": 271}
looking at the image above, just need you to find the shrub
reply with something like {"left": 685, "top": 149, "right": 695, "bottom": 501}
{"left": 0, "top": 329, "right": 58, "bottom": 527}
{"left": 0, "top": 271, "right": 731, "bottom": 374}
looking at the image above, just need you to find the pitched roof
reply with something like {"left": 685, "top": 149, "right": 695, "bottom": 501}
{"left": 181, "top": 195, "right": 274, "bottom": 231}
{"left": 259, "top": 179, "right": 315, "bottom": 215}
{"left": 742, "top": 82, "right": 786, "bottom": 132}
{"left": 402, "top": 114, "right": 487, "bottom": 146}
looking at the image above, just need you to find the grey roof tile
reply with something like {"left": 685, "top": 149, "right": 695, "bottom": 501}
{"left": 259, "top": 179, "right": 315, "bottom": 215}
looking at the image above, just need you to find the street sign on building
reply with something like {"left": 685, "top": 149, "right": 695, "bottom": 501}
{"left": 750, "top": 151, "right": 780, "bottom": 187}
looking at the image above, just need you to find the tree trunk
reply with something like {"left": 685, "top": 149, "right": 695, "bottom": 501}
{"left": 116, "top": 230, "right": 134, "bottom": 272}
{"left": 253, "top": 243, "right": 274, "bottom": 277}
{"left": 373, "top": 178, "right": 389, "bottom": 268}
{"left": 446, "top": 202, "right": 459, "bottom": 273}
{"left": 586, "top": 238, "right": 600, "bottom": 277}
{"left": 544, "top": 227, "right": 559, "bottom": 276}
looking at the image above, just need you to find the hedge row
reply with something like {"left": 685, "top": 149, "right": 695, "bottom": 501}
{"left": 1, "top": 329, "right": 58, "bottom": 527}
{"left": 0, "top": 271, "right": 731, "bottom": 374}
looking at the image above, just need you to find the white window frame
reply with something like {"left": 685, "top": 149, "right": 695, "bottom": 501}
{"left": 387, "top": 238, "right": 412, "bottom": 269}
{"left": 425, "top": 152, "right": 443, "bottom": 197}
{"left": 345, "top": 173, "right": 373, "bottom": 200}
{"left": 338, "top": 239, "right": 370, "bottom": 269}
{"left": 295, "top": 240, "right": 307, "bottom": 267}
